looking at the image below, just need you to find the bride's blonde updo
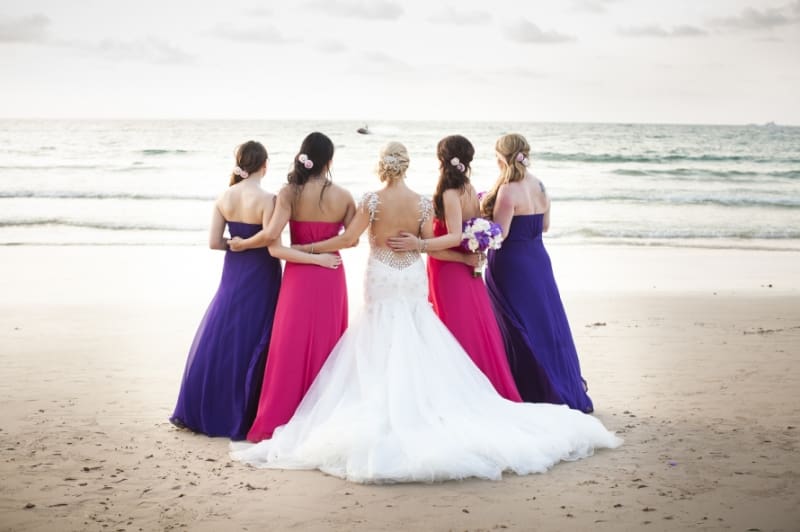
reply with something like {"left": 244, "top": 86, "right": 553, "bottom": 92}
{"left": 376, "top": 142, "right": 410, "bottom": 182}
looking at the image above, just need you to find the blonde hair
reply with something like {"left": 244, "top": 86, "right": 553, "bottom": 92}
{"left": 481, "top": 133, "right": 531, "bottom": 219}
{"left": 376, "top": 142, "right": 410, "bottom": 182}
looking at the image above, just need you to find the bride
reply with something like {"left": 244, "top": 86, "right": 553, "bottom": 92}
{"left": 230, "top": 142, "right": 621, "bottom": 483}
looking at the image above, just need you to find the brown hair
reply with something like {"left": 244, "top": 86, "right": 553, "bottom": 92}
{"left": 230, "top": 140, "right": 268, "bottom": 186}
{"left": 481, "top": 133, "right": 530, "bottom": 219}
{"left": 433, "top": 135, "right": 474, "bottom": 220}
{"left": 287, "top": 132, "right": 335, "bottom": 205}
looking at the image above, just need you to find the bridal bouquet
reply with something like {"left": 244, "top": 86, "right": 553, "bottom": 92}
{"left": 461, "top": 217, "right": 503, "bottom": 277}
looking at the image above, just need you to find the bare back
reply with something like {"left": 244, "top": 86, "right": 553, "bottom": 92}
{"left": 507, "top": 172, "right": 549, "bottom": 216}
{"left": 457, "top": 183, "right": 481, "bottom": 221}
{"left": 217, "top": 182, "right": 274, "bottom": 225}
{"left": 286, "top": 180, "right": 354, "bottom": 224}
{"left": 368, "top": 186, "right": 428, "bottom": 248}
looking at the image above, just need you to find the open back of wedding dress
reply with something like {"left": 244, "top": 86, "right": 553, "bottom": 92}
{"left": 230, "top": 192, "right": 621, "bottom": 483}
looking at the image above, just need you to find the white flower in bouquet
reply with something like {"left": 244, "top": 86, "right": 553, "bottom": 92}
{"left": 460, "top": 217, "right": 504, "bottom": 277}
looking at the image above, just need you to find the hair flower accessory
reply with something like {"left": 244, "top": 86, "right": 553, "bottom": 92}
{"left": 233, "top": 166, "right": 249, "bottom": 178}
{"left": 450, "top": 157, "right": 466, "bottom": 173}
{"left": 298, "top": 153, "right": 314, "bottom": 169}
{"left": 380, "top": 153, "right": 403, "bottom": 177}
{"left": 515, "top": 152, "right": 530, "bottom": 166}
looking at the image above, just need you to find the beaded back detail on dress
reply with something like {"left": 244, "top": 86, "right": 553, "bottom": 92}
{"left": 359, "top": 191, "right": 433, "bottom": 270}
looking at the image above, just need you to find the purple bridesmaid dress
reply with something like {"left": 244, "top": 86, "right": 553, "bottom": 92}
{"left": 486, "top": 214, "right": 594, "bottom": 413}
{"left": 171, "top": 221, "right": 282, "bottom": 439}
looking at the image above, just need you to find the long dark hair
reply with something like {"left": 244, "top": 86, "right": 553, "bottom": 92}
{"left": 288, "top": 132, "right": 334, "bottom": 205}
{"left": 433, "top": 135, "right": 474, "bottom": 220}
{"left": 230, "top": 140, "right": 268, "bottom": 186}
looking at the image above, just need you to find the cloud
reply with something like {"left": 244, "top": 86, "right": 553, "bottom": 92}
{"left": 618, "top": 24, "right": 708, "bottom": 38}
{"left": 315, "top": 39, "right": 348, "bottom": 53}
{"left": 357, "top": 51, "right": 413, "bottom": 74}
{"left": 63, "top": 37, "right": 194, "bottom": 65}
{"left": 428, "top": 6, "right": 491, "bottom": 25}
{"left": 572, "top": 0, "right": 620, "bottom": 14}
{"left": 211, "top": 24, "right": 294, "bottom": 44}
{"left": 507, "top": 20, "right": 575, "bottom": 44}
{"left": 709, "top": 3, "right": 800, "bottom": 30}
{"left": 0, "top": 13, "right": 49, "bottom": 43}
{"left": 306, "top": 0, "right": 403, "bottom": 20}
{"left": 245, "top": 7, "right": 274, "bottom": 17}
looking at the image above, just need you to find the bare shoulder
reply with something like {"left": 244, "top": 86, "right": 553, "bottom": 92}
{"left": 259, "top": 188, "right": 276, "bottom": 204}
{"left": 329, "top": 182, "right": 355, "bottom": 202}
{"left": 276, "top": 183, "right": 294, "bottom": 197}
{"left": 496, "top": 182, "right": 513, "bottom": 197}
{"left": 259, "top": 189, "right": 276, "bottom": 216}
{"left": 442, "top": 188, "right": 461, "bottom": 201}
{"left": 215, "top": 187, "right": 234, "bottom": 208}
{"left": 275, "top": 184, "right": 296, "bottom": 203}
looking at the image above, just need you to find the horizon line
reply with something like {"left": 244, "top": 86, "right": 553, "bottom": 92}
{"left": 0, "top": 117, "right": 797, "bottom": 128}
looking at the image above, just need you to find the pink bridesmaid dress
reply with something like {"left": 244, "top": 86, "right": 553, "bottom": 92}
{"left": 427, "top": 218, "right": 522, "bottom": 402}
{"left": 246, "top": 220, "right": 348, "bottom": 442}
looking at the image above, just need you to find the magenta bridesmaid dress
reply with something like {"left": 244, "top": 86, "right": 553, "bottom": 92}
{"left": 246, "top": 220, "right": 348, "bottom": 442}
{"left": 427, "top": 218, "right": 522, "bottom": 402}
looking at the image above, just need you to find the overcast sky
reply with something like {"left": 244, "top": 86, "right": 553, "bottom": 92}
{"left": 1, "top": 0, "right": 798, "bottom": 124}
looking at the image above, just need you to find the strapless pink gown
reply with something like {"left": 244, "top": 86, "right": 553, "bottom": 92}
{"left": 247, "top": 220, "right": 348, "bottom": 442}
{"left": 427, "top": 218, "right": 522, "bottom": 402}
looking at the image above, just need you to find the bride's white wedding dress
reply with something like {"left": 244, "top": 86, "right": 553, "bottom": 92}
{"left": 231, "top": 193, "right": 621, "bottom": 483}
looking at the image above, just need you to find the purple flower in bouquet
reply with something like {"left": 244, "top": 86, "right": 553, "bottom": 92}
{"left": 461, "top": 217, "right": 503, "bottom": 276}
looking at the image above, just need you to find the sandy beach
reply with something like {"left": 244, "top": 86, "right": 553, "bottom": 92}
{"left": 1, "top": 243, "right": 798, "bottom": 531}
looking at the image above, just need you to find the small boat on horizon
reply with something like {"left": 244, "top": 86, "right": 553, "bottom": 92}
{"left": 357, "top": 124, "right": 370, "bottom": 135}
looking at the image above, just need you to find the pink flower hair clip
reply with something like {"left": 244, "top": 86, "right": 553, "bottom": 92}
{"left": 450, "top": 157, "right": 466, "bottom": 173}
{"left": 233, "top": 166, "right": 249, "bottom": 178}
{"left": 515, "top": 152, "right": 530, "bottom": 166}
{"left": 298, "top": 153, "right": 314, "bottom": 169}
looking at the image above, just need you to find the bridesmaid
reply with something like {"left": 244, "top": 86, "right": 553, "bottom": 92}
{"left": 481, "top": 133, "right": 594, "bottom": 413}
{"left": 229, "top": 132, "right": 355, "bottom": 442}
{"left": 388, "top": 135, "right": 521, "bottom": 402}
{"left": 170, "top": 140, "right": 341, "bottom": 440}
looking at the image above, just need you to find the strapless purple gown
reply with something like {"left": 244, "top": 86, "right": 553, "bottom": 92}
{"left": 171, "top": 222, "right": 282, "bottom": 439}
{"left": 486, "top": 214, "right": 594, "bottom": 413}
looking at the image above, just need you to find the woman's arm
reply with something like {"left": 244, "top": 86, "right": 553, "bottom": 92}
{"left": 342, "top": 192, "right": 357, "bottom": 227}
{"left": 540, "top": 182, "right": 551, "bottom": 233}
{"left": 229, "top": 188, "right": 292, "bottom": 251}
{"left": 429, "top": 249, "right": 480, "bottom": 267}
{"left": 208, "top": 202, "right": 229, "bottom": 250}
{"left": 543, "top": 206, "right": 551, "bottom": 233}
{"left": 387, "top": 190, "right": 463, "bottom": 252}
{"left": 293, "top": 208, "right": 370, "bottom": 254}
{"left": 492, "top": 184, "right": 515, "bottom": 238}
{"left": 268, "top": 234, "right": 342, "bottom": 268}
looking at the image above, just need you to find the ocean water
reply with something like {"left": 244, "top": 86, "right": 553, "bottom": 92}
{"left": 1, "top": 120, "right": 798, "bottom": 249}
